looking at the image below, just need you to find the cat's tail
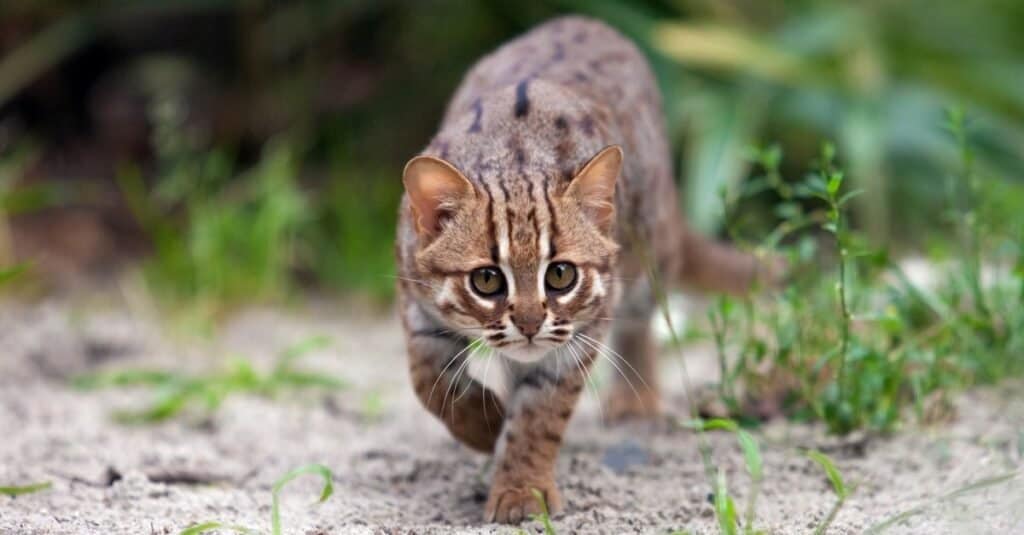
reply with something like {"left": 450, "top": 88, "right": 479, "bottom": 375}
{"left": 676, "top": 227, "right": 785, "bottom": 295}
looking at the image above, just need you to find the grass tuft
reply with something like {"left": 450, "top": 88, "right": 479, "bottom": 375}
{"left": 703, "top": 118, "right": 1023, "bottom": 435}
{"left": 179, "top": 463, "right": 334, "bottom": 535}
{"left": 74, "top": 336, "right": 344, "bottom": 423}
{"left": 806, "top": 450, "right": 852, "bottom": 535}
{"left": 683, "top": 418, "right": 766, "bottom": 535}
{"left": 270, "top": 464, "right": 334, "bottom": 535}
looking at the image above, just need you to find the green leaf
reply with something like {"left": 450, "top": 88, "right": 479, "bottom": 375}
{"left": 271, "top": 464, "right": 334, "bottom": 535}
{"left": 821, "top": 142, "right": 837, "bottom": 166}
{"left": 0, "top": 263, "right": 28, "bottom": 287}
{"left": 0, "top": 481, "right": 51, "bottom": 496}
{"left": 837, "top": 189, "right": 865, "bottom": 207}
{"left": 807, "top": 450, "right": 848, "bottom": 499}
{"left": 714, "top": 469, "right": 739, "bottom": 535}
{"left": 736, "top": 430, "right": 763, "bottom": 481}
{"left": 179, "top": 521, "right": 251, "bottom": 535}
{"left": 681, "top": 418, "right": 738, "bottom": 432}
{"left": 683, "top": 419, "right": 763, "bottom": 484}
{"left": 827, "top": 173, "right": 844, "bottom": 196}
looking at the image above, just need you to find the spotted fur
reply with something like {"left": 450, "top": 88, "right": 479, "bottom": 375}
{"left": 396, "top": 16, "right": 771, "bottom": 524}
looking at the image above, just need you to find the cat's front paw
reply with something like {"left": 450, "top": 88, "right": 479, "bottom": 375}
{"left": 484, "top": 480, "right": 562, "bottom": 524}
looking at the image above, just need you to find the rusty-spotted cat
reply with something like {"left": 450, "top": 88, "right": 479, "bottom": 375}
{"left": 396, "top": 16, "right": 769, "bottom": 524}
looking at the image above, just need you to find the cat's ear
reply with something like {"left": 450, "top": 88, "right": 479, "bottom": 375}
{"left": 565, "top": 145, "right": 622, "bottom": 233}
{"left": 403, "top": 155, "right": 477, "bottom": 238}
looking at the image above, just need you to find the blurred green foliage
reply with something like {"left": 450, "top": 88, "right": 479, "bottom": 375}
{"left": 0, "top": 0, "right": 1019, "bottom": 450}
{"left": 2, "top": 0, "right": 1021, "bottom": 307}
{"left": 74, "top": 335, "right": 344, "bottom": 423}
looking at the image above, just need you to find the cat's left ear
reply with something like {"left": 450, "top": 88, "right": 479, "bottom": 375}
{"left": 403, "top": 155, "right": 477, "bottom": 239}
{"left": 565, "top": 145, "right": 622, "bottom": 233}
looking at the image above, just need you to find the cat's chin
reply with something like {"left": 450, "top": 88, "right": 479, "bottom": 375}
{"left": 498, "top": 343, "right": 557, "bottom": 364}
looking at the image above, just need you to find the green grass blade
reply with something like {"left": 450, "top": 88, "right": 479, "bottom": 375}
{"left": 270, "top": 464, "right": 334, "bottom": 535}
{"left": 530, "top": 488, "right": 557, "bottom": 535}
{"left": 72, "top": 370, "right": 180, "bottom": 390}
{"left": 807, "top": 450, "right": 851, "bottom": 535}
{"left": 0, "top": 481, "right": 51, "bottom": 496}
{"left": 682, "top": 418, "right": 739, "bottom": 432}
{"left": 272, "top": 371, "right": 348, "bottom": 390}
{"left": 736, "top": 430, "right": 763, "bottom": 481}
{"left": 714, "top": 468, "right": 739, "bottom": 535}
{"left": 865, "top": 471, "right": 1018, "bottom": 534}
{"left": 0, "top": 263, "right": 29, "bottom": 287}
{"left": 179, "top": 521, "right": 251, "bottom": 535}
{"left": 806, "top": 450, "right": 848, "bottom": 499}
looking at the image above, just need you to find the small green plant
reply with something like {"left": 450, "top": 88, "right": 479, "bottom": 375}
{"left": 74, "top": 336, "right": 344, "bottom": 423}
{"left": 0, "top": 481, "right": 52, "bottom": 497}
{"left": 180, "top": 463, "right": 334, "bottom": 535}
{"left": 712, "top": 468, "right": 739, "bottom": 535}
{"left": 684, "top": 419, "right": 766, "bottom": 535}
{"left": 806, "top": 450, "right": 852, "bottom": 535}
{"left": 119, "top": 139, "right": 308, "bottom": 325}
{"left": 179, "top": 522, "right": 250, "bottom": 535}
{"left": 705, "top": 113, "right": 1024, "bottom": 435}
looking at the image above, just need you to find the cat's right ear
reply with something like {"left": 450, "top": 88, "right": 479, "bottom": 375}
{"left": 403, "top": 156, "right": 477, "bottom": 239}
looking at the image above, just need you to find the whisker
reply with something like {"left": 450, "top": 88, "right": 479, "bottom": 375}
{"left": 566, "top": 336, "right": 604, "bottom": 425}
{"left": 479, "top": 347, "right": 498, "bottom": 426}
{"left": 450, "top": 344, "right": 480, "bottom": 406}
{"left": 578, "top": 332, "right": 652, "bottom": 391}
{"left": 445, "top": 354, "right": 475, "bottom": 422}
{"left": 577, "top": 334, "right": 644, "bottom": 406}
{"left": 392, "top": 275, "right": 443, "bottom": 291}
{"left": 427, "top": 337, "right": 480, "bottom": 410}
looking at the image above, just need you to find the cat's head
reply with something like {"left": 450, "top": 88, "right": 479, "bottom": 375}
{"left": 402, "top": 146, "right": 621, "bottom": 363}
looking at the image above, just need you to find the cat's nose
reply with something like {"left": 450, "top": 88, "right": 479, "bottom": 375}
{"left": 512, "top": 314, "right": 543, "bottom": 339}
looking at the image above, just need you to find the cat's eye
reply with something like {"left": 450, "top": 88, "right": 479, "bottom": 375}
{"left": 545, "top": 262, "right": 577, "bottom": 292}
{"left": 470, "top": 267, "right": 505, "bottom": 297}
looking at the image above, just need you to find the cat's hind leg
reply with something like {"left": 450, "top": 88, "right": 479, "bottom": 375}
{"left": 604, "top": 280, "right": 661, "bottom": 420}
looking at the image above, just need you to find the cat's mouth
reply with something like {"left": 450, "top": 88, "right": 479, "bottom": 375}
{"left": 496, "top": 338, "right": 561, "bottom": 364}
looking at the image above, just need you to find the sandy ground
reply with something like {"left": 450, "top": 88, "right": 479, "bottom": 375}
{"left": 1, "top": 298, "right": 1022, "bottom": 534}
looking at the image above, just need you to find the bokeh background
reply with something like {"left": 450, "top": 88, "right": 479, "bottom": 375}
{"left": 2, "top": 0, "right": 1022, "bottom": 313}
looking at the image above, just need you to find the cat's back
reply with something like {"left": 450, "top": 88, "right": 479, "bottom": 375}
{"left": 431, "top": 16, "right": 677, "bottom": 253}
{"left": 443, "top": 16, "right": 662, "bottom": 137}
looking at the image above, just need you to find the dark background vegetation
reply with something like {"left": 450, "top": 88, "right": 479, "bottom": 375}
{"left": 1, "top": 0, "right": 1022, "bottom": 307}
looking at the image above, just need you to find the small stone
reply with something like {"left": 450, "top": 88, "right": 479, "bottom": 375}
{"left": 600, "top": 439, "right": 650, "bottom": 474}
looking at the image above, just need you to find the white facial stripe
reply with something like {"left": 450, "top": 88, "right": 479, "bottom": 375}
{"left": 537, "top": 260, "right": 549, "bottom": 300}
{"left": 489, "top": 186, "right": 516, "bottom": 301}
{"left": 536, "top": 182, "right": 553, "bottom": 260}
{"left": 437, "top": 277, "right": 457, "bottom": 308}
{"left": 591, "top": 269, "right": 606, "bottom": 298}
{"left": 492, "top": 188, "right": 512, "bottom": 266}
{"left": 503, "top": 264, "right": 516, "bottom": 299}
